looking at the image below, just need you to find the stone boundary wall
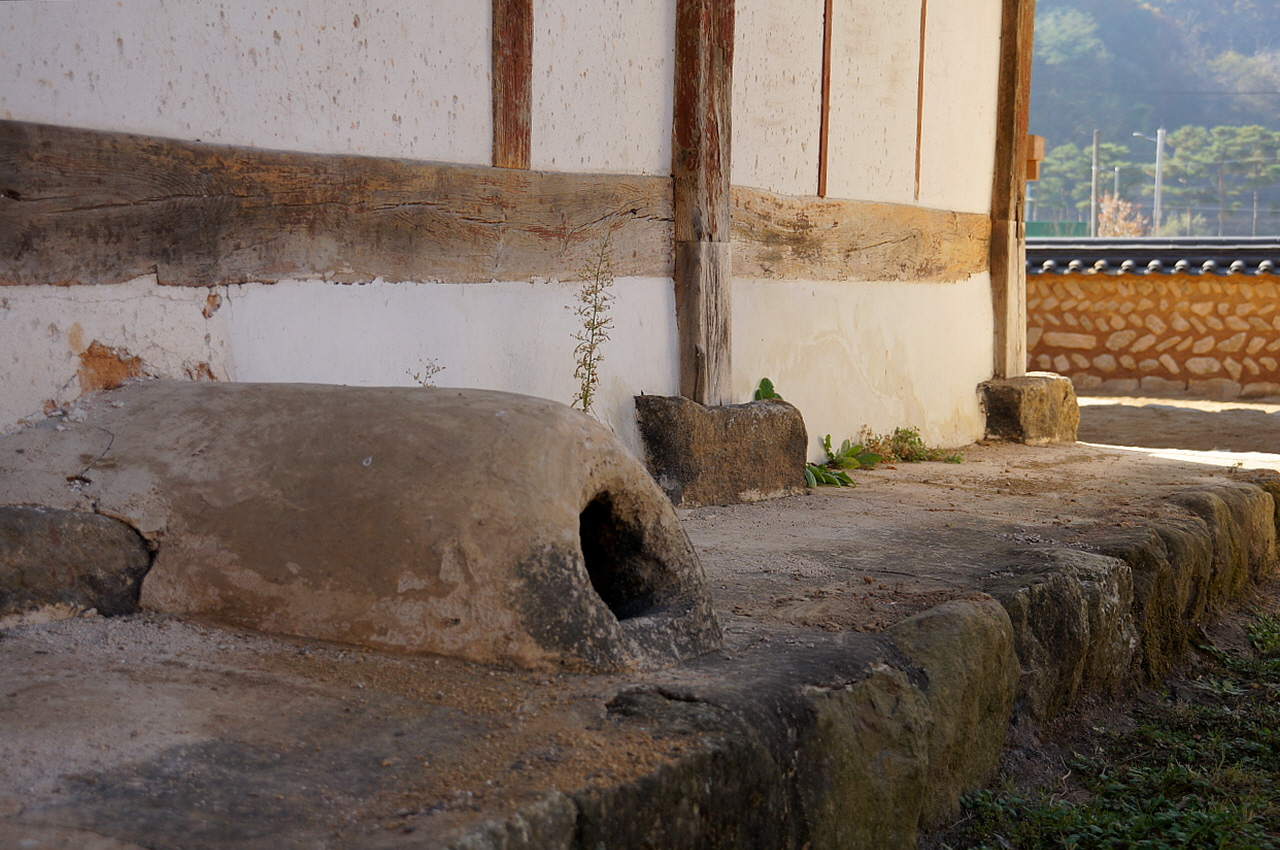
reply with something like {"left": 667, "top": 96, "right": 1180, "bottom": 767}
{"left": 1027, "top": 273, "right": 1280, "bottom": 398}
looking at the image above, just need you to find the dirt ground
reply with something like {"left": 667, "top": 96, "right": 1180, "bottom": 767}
{"left": 679, "top": 393, "right": 1280, "bottom": 639}
{"left": 1077, "top": 394, "right": 1280, "bottom": 454}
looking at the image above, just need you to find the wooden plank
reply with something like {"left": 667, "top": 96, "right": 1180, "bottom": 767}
{"left": 731, "top": 186, "right": 990, "bottom": 283}
{"left": 492, "top": 0, "right": 533, "bottom": 169}
{"left": 988, "top": 0, "right": 1036, "bottom": 377}
{"left": 0, "top": 120, "right": 672, "bottom": 287}
{"left": 672, "top": 0, "right": 735, "bottom": 405}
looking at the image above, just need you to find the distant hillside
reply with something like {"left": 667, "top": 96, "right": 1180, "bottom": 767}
{"left": 1029, "top": 0, "right": 1280, "bottom": 235}
{"left": 1030, "top": 0, "right": 1280, "bottom": 150}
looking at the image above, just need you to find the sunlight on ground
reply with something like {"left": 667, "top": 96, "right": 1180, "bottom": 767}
{"left": 1078, "top": 441, "right": 1280, "bottom": 472}
{"left": 1077, "top": 394, "right": 1280, "bottom": 471}
{"left": 1077, "top": 395, "right": 1280, "bottom": 414}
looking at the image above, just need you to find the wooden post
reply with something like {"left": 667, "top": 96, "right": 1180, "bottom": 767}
{"left": 988, "top": 0, "right": 1036, "bottom": 379}
{"left": 914, "top": 0, "right": 929, "bottom": 201}
{"left": 817, "top": 0, "right": 833, "bottom": 198}
{"left": 673, "top": 0, "right": 735, "bottom": 405}
{"left": 492, "top": 0, "right": 532, "bottom": 169}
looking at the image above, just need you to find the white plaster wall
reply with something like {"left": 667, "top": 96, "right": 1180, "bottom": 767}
{"left": 0, "top": 0, "right": 491, "bottom": 163}
{"left": 731, "top": 0, "right": 824, "bottom": 196}
{"left": 732, "top": 275, "right": 994, "bottom": 457}
{"left": 530, "top": 0, "right": 674, "bottom": 174}
{"left": 916, "top": 0, "right": 1002, "bottom": 213}
{"left": 219, "top": 277, "right": 680, "bottom": 455}
{"left": 823, "top": 0, "right": 922, "bottom": 205}
{"left": 0, "top": 278, "right": 233, "bottom": 432}
{"left": 0, "top": 276, "right": 680, "bottom": 455}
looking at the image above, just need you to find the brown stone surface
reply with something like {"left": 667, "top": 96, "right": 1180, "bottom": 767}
{"left": 980, "top": 372, "right": 1080, "bottom": 444}
{"left": 0, "top": 382, "right": 721, "bottom": 671}
{"left": 0, "top": 505, "right": 152, "bottom": 622}
{"left": 634, "top": 395, "right": 807, "bottom": 508}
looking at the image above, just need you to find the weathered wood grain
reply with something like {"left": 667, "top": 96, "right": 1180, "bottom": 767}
{"left": 0, "top": 120, "right": 673, "bottom": 287}
{"left": 673, "top": 0, "right": 735, "bottom": 404}
{"left": 1, "top": 120, "right": 993, "bottom": 290}
{"left": 988, "top": 0, "right": 1036, "bottom": 376}
{"left": 675, "top": 242, "right": 732, "bottom": 404}
{"left": 492, "top": 0, "right": 532, "bottom": 170}
{"left": 731, "top": 186, "right": 990, "bottom": 283}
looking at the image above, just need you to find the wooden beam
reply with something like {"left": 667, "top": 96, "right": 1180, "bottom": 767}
{"left": 673, "top": 0, "right": 735, "bottom": 405}
{"left": 0, "top": 121, "right": 671, "bottom": 287}
{"left": 492, "top": 0, "right": 533, "bottom": 169}
{"left": 0, "top": 120, "right": 987, "bottom": 289}
{"left": 731, "top": 186, "right": 990, "bottom": 283}
{"left": 988, "top": 0, "right": 1036, "bottom": 378}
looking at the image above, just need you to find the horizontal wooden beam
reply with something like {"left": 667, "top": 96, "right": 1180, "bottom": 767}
{"left": 0, "top": 120, "right": 673, "bottom": 287}
{"left": 1, "top": 121, "right": 989, "bottom": 288}
{"left": 731, "top": 186, "right": 990, "bottom": 283}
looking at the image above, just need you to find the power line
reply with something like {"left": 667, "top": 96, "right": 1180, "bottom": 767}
{"left": 1091, "top": 90, "right": 1280, "bottom": 96}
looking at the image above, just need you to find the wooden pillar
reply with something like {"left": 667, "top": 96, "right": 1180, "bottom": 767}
{"left": 988, "top": 0, "right": 1036, "bottom": 378}
{"left": 493, "top": 0, "right": 533, "bottom": 169}
{"left": 673, "top": 0, "right": 735, "bottom": 405}
{"left": 914, "top": 0, "right": 929, "bottom": 201}
{"left": 817, "top": 0, "right": 833, "bottom": 198}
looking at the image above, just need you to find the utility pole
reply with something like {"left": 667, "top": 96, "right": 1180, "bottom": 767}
{"left": 1133, "top": 127, "right": 1167, "bottom": 232}
{"left": 1154, "top": 126, "right": 1166, "bottom": 232}
{"left": 1090, "top": 130, "right": 1100, "bottom": 236}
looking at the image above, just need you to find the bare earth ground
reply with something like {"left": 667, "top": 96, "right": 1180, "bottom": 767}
{"left": 683, "top": 394, "right": 1280, "bottom": 636}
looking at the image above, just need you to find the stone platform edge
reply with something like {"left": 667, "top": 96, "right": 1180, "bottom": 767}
{"left": 446, "top": 474, "right": 1280, "bottom": 850}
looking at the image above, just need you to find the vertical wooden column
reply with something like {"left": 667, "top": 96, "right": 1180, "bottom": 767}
{"left": 493, "top": 0, "right": 533, "bottom": 169}
{"left": 988, "top": 0, "right": 1036, "bottom": 378}
{"left": 913, "top": 0, "right": 929, "bottom": 201}
{"left": 673, "top": 0, "right": 735, "bottom": 405}
{"left": 817, "top": 0, "right": 833, "bottom": 198}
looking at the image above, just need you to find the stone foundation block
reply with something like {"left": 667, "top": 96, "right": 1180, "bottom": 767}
{"left": 980, "top": 372, "right": 1079, "bottom": 445}
{"left": 0, "top": 382, "right": 721, "bottom": 671}
{"left": 634, "top": 395, "right": 807, "bottom": 508}
{"left": 987, "top": 549, "right": 1137, "bottom": 721}
{"left": 886, "top": 597, "right": 1019, "bottom": 829}
{"left": 0, "top": 505, "right": 152, "bottom": 623}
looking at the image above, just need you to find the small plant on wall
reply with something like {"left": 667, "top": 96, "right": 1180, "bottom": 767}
{"left": 753, "top": 377, "right": 783, "bottom": 400}
{"left": 572, "top": 231, "right": 616, "bottom": 414}
{"left": 408, "top": 358, "right": 445, "bottom": 387}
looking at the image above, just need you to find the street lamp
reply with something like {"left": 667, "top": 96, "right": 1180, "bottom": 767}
{"left": 1133, "top": 128, "right": 1166, "bottom": 232}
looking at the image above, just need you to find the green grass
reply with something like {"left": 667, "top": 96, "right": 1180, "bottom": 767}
{"left": 942, "top": 611, "right": 1280, "bottom": 849}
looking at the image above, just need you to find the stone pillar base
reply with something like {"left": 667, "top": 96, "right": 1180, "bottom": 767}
{"left": 635, "top": 395, "right": 807, "bottom": 508}
{"left": 980, "top": 372, "right": 1079, "bottom": 445}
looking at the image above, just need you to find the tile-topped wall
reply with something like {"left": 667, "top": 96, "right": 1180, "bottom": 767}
{"left": 1027, "top": 274, "right": 1280, "bottom": 398}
